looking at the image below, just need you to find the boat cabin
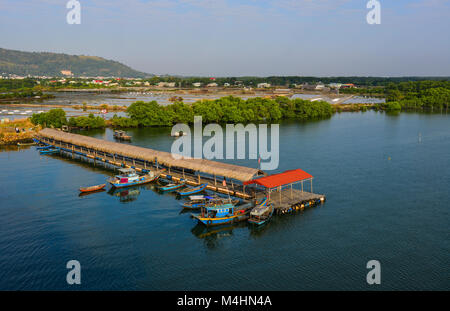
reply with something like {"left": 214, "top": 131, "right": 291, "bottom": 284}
{"left": 114, "top": 130, "right": 131, "bottom": 140}
{"left": 115, "top": 168, "right": 139, "bottom": 183}
{"left": 202, "top": 203, "right": 235, "bottom": 218}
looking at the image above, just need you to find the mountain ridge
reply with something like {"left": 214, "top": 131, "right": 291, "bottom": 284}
{"left": 0, "top": 47, "right": 150, "bottom": 78}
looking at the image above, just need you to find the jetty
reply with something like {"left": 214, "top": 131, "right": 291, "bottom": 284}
{"left": 35, "top": 128, "right": 325, "bottom": 213}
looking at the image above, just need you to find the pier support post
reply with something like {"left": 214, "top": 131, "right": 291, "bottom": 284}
{"left": 311, "top": 179, "right": 313, "bottom": 193}
{"left": 279, "top": 186, "right": 282, "bottom": 206}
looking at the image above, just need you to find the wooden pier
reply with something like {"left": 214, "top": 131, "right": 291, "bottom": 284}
{"left": 256, "top": 189, "right": 325, "bottom": 214}
{"left": 36, "top": 128, "right": 265, "bottom": 200}
{"left": 35, "top": 129, "right": 326, "bottom": 212}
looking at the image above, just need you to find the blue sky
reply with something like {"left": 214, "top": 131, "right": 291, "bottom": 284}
{"left": 1, "top": 0, "right": 449, "bottom": 76}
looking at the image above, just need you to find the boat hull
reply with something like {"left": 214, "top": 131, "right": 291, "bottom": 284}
{"left": 159, "top": 183, "right": 185, "bottom": 192}
{"left": 109, "top": 176, "right": 158, "bottom": 188}
{"left": 40, "top": 149, "right": 59, "bottom": 154}
{"left": 193, "top": 212, "right": 249, "bottom": 227}
{"left": 80, "top": 184, "right": 106, "bottom": 193}
{"left": 182, "top": 199, "right": 240, "bottom": 210}
{"left": 177, "top": 184, "right": 208, "bottom": 196}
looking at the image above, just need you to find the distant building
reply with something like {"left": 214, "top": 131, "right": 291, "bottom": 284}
{"left": 340, "top": 83, "right": 355, "bottom": 89}
{"left": 223, "top": 83, "right": 230, "bottom": 87}
{"left": 328, "top": 83, "right": 342, "bottom": 89}
{"left": 192, "top": 82, "right": 202, "bottom": 87}
{"left": 207, "top": 83, "right": 218, "bottom": 87}
{"left": 257, "top": 83, "right": 271, "bottom": 88}
{"left": 158, "top": 82, "right": 176, "bottom": 87}
{"left": 61, "top": 70, "right": 73, "bottom": 76}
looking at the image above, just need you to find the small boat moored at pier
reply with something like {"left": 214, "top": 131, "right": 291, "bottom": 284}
{"left": 108, "top": 168, "right": 159, "bottom": 188}
{"left": 39, "top": 148, "right": 59, "bottom": 154}
{"left": 248, "top": 197, "right": 274, "bottom": 226}
{"left": 79, "top": 183, "right": 106, "bottom": 193}
{"left": 182, "top": 195, "right": 240, "bottom": 210}
{"left": 113, "top": 130, "right": 132, "bottom": 141}
{"left": 158, "top": 181, "right": 186, "bottom": 192}
{"left": 177, "top": 183, "right": 208, "bottom": 196}
{"left": 192, "top": 202, "right": 252, "bottom": 227}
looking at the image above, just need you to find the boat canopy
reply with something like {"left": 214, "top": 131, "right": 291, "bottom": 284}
{"left": 251, "top": 205, "right": 270, "bottom": 217}
{"left": 189, "top": 195, "right": 205, "bottom": 200}
{"left": 118, "top": 168, "right": 136, "bottom": 175}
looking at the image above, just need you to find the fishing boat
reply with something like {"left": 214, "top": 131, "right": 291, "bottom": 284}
{"left": 192, "top": 202, "right": 252, "bottom": 227}
{"left": 248, "top": 197, "right": 274, "bottom": 226}
{"left": 113, "top": 130, "right": 132, "bottom": 141}
{"left": 177, "top": 183, "right": 208, "bottom": 196}
{"left": 39, "top": 148, "right": 59, "bottom": 154}
{"left": 182, "top": 195, "right": 240, "bottom": 210}
{"left": 79, "top": 183, "right": 106, "bottom": 193}
{"left": 17, "top": 142, "right": 36, "bottom": 146}
{"left": 108, "top": 168, "right": 159, "bottom": 188}
{"left": 158, "top": 181, "right": 186, "bottom": 192}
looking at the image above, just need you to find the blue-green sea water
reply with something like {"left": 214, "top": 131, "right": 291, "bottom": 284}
{"left": 0, "top": 111, "right": 449, "bottom": 290}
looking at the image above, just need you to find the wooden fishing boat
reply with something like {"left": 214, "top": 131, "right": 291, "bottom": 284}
{"left": 39, "top": 148, "right": 59, "bottom": 154}
{"left": 177, "top": 183, "right": 208, "bottom": 196}
{"left": 191, "top": 202, "right": 253, "bottom": 227}
{"left": 159, "top": 181, "right": 186, "bottom": 192}
{"left": 108, "top": 168, "right": 159, "bottom": 188}
{"left": 182, "top": 195, "right": 240, "bottom": 210}
{"left": 79, "top": 183, "right": 106, "bottom": 193}
{"left": 248, "top": 197, "right": 274, "bottom": 226}
{"left": 17, "top": 142, "right": 36, "bottom": 146}
{"left": 113, "top": 130, "right": 132, "bottom": 141}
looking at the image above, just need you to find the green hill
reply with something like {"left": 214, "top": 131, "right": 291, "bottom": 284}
{"left": 0, "top": 47, "right": 149, "bottom": 78}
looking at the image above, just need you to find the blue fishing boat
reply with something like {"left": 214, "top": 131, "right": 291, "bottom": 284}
{"left": 158, "top": 181, "right": 186, "bottom": 192}
{"left": 248, "top": 197, "right": 274, "bottom": 226}
{"left": 39, "top": 148, "right": 59, "bottom": 154}
{"left": 192, "top": 202, "right": 252, "bottom": 227}
{"left": 36, "top": 146, "right": 52, "bottom": 150}
{"left": 108, "top": 168, "right": 159, "bottom": 188}
{"left": 177, "top": 183, "right": 208, "bottom": 196}
{"left": 182, "top": 195, "right": 240, "bottom": 210}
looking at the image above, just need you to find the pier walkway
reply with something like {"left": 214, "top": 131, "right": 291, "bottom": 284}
{"left": 36, "top": 129, "right": 326, "bottom": 211}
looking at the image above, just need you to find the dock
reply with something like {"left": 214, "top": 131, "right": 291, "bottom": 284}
{"left": 35, "top": 128, "right": 326, "bottom": 212}
{"left": 256, "top": 189, "right": 325, "bottom": 214}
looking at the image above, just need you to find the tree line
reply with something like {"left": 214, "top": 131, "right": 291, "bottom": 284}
{"left": 30, "top": 96, "right": 333, "bottom": 129}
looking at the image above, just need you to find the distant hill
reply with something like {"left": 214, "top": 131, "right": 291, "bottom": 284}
{"left": 0, "top": 47, "right": 149, "bottom": 78}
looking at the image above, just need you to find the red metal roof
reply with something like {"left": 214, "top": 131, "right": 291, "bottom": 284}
{"left": 244, "top": 169, "right": 313, "bottom": 188}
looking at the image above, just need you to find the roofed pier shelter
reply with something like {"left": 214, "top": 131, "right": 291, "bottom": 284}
{"left": 244, "top": 169, "right": 325, "bottom": 211}
{"left": 36, "top": 128, "right": 265, "bottom": 199}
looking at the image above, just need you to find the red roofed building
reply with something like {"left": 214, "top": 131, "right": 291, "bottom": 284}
{"left": 244, "top": 169, "right": 315, "bottom": 201}
{"left": 244, "top": 169, "right": 313, "bottom": 188}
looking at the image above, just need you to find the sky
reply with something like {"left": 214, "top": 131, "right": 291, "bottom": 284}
{"left": 0, "top": 0, "right": 449, "bottom": 76}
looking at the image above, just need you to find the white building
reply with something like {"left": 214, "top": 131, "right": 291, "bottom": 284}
{"left": 257, "top": 83, "right": 271, "bottom": 88}
{"left": 192, "top": 82, "right": 202, "bottom": 87}
{"left": 207, "top": 83, "right": 218, "bottom": 87}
